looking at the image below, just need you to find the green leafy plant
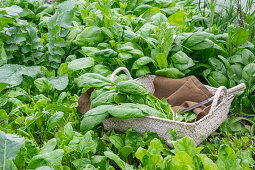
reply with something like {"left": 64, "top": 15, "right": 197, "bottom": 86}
{"left": 0, "top": 0, "right": 254, "bottom": 169}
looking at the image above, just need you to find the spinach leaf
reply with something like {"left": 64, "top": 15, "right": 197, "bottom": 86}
{"left": 73, "top": 26, "right": 105, "bottom": 46}
{"left": 168, "top": 10, "right": 185, "bottom": 26}
{"left": 47, "top": 111, "right": 64, "bottom": 131}
{"left": 104, "top": 151, "right": 134, "bottom": 170}
{"left": 172, "top": 51, "right": 194, "bottom": 71}
{"left": 80, "top": 105, "right": 113, "bottom": 131}
{"left": 172, "top": 136, "right": 196, "bottom": 158}
{"left": 94, "top": 49, "right": 118, "bottom": 58}
{"left": 34, "top": 78, "right": 53, "bottom": 93}
{"left": 125, "top": 129, "right": 145, "bottom": 151}
{"left": 216, "top": 145, "right": 239, "bottom": 169}
{"left": 109, "top": 134, "right": 125, "bottom": 150}
{"left": 156, "top": 53, "right": 168, "bottom": 69}
{"left": 207, "top": 71, "right": 228, "bottom": 87}
{"left": 27, "top": 149, "right": 64, "bottom": 169}
{"left": 170, "top": 151, "right": 194, "bottom": 169}
{"left": 76, "top": 73, "right": 113, "bottom": 89}
{"left": 49, "top": 74, "right": 69, "bottom": 91}
{"left": 92, "top": 90, "right": 117, "bottom": 108}
{"left": 155, "top": 68, "right": 184, "bottom": 78}
{"left": 68, "top": 57, "right": 95, "bottom": 71}
{"left": 116, "top": 80, "right": 149, "bottom": 96}
{"left": 242, "top": 63, "right": 255, "bottom": 89}
{"left": 108, "top": 104, "right": 145, "bottom": 119}
{"left": 232, "top": 27, "right": 249, "bottom": 47}
{"left": 0, "top": 131, "right": 24, "bottom": 169}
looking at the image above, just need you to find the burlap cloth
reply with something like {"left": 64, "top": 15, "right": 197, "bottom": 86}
{"left": 77, "top": 76, "right": 213, "bottom": 121}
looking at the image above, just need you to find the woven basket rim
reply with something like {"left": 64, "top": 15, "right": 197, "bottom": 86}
{"left": 141, "top": 94, "right": 234, "bottom": 125}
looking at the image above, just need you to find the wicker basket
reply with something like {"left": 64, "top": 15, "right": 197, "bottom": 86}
{"left": 103, "top": 67, "right": 246, "bottom": 146}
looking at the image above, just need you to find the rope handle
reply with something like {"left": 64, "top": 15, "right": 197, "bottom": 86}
{"left": 210, "top": 83, "right": 246, "bottom": 114}
{"left": 180, "top": 83, "right": 246, "bottom": 114}
{"left": 110, "top": 67, "right": 133, "bottom": 82}
{"left": 209, "top": 83, "right": 246, "bottom": 114}
{"left": 226, "top": 83, "right": 246, "bottom": 96}
{"left": 209, "top": 86, "right": 228, "bottom": 115}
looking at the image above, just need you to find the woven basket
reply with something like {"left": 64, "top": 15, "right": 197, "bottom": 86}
{"left": 103, "top": 67, "right": 246, "bottom": 146}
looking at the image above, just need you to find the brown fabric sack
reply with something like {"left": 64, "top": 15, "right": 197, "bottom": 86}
{"left": 77, "top": 76, "right": 213, "bottom": 121}
{"left": 153, "top": 76, "right": 213, "bottom": 120}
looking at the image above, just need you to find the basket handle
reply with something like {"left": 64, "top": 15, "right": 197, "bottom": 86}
{"left": 209, "top": 86, "right": 228, "bottom": 114}
{"left": 110, "top": 67, "right": 133, "bottom": 82}
{"left": 226, "top": 83, "right": 246, "bottom": 96}
{"left": 179, "top": 83, "right": 246, "bottom": 114}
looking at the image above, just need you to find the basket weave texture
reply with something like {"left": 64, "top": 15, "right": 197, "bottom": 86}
{"left": 103, "top": 67, "right": 243, "bottom": 146}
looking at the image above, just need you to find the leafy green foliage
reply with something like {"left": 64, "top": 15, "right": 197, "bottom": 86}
{"left": 0, "top": 0, "right": 254, "bottom": 169}
{"left": 0, "top": 131, "right": 24, "bottom": 169}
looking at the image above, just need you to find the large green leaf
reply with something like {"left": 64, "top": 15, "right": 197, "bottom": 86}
{"left": 200, "top": 154, "right": 218, "bottom": 170}
{"left": 79, "top": 131, "right": 97, "bottom": 154}
{"left": 172, "top": 136, "right": 196, "bottom": 158}
{"left": 27, "top": 149, "right": 64, "bottom": 169}
{"left": 168, "top": 10, "right": 185, "bottom": 26}
{"left": 0, "top": 65, "right": 22, "bottom": 86}
{"left": 155, "top": 68, "right": 184, "bottom": 78}
{"left": 172, "top": 51, "right": 194, "bottom": 71}
{"left": 104, "top": 151, "right": 134, "bottom": 170}
{"left": 34, "top": 78, "right": 53, "bottom": 93}
{"left": 92, "top": 90, "right": 117, "bottom": 108}
{"left": 0, "top": 131, "right": 24, "bottom": 169}
{"left": 156, "top": 53, "right": 168, "bottom": 69}
{"left": 208, "top": 57, "right": 227, "bottom": 74}
{"left": 0, "top": 43, "right": 7, "bottom": 66}
{"left": 242, "top": 63, "right": 255, "bottom": 88}
{"left": 108, "top": 104, "right": 145, "bottom": 119}
{"left": 136, "top": 104, "right": 166, "bottom": 118}
{"left": 47, "top": 112, "right": 64, "bottom": 131}
{"left": 148, "top": 138, "right": 163, "bottom": 155}
{"left": 94, "top": 49, "right": 117, "bottom": 58}
{"left": 216, "top": 145, "right": 238, "bottom": 169}
{"left": 68, "top": 57, "right": 95, "bottom": 71}
{"left": 170, "top": 151, "right": 194, "bottom": 169}
{"left": 150, "top": 13, "right": 168, "bottom": 26}
{"left": 15, "top": 139, "right": 38, "bottom": 168}
{"left": 80, "top": 105, "right": 112, "bottom": 131}
{"left": 1, "top": 5, "right": 23, "bottom": 16}
{"left": 91, "top": 155, "right": 107, "bottom": 170}
{"left": 189, "top": 39, "right": 214, "bottom": 50}
{"left": 76, "top": 73, "right": 112, "bottom": 89}
{"left": 0, "top": 65, "right": 41, "bottom": 87}
{"left": 49, "top": 74, "right": 69, "bottom": 91}
{"left": 73, "top": 26, "right": 105, "bottom": 46}
{"left": 81, "top": 47, "right": 100, "bottom": 57}
{"left": 232, "top": 27, "right": 249, "bottom": 47}
{"left": 72, "top": 158, "right": 91, "bottom": 169}
{"left": 109, "top": 135, "right": 125, "bottom": 150}
{"left": 131, "top": 57, "right": 156, "bottom": 71}
{"left": 39, "top": 138, "right": 56, "bottom": 155}
{"left": 125, "top": 129, "right": 145, "bottom": 151}
{"left": 207, "top": 71, "right": 228, "bottom": 88}
{"left": 241, "top": 49, "right": 255, "bottom": 65}
{"left": 183, "top": 32, "right": 210, "bottom": 48}
{"left": 116, "top": 80, "right": 148, "bottom": 96}
{"left": 141, "top": 7, "right": 161, "bottom": 21}
{"left": 56, "top": 1, "right": 75, "bottom": 28}
{"left": 0, "top": 83, "right": 10, "bottom": 93}
{"left": 135, "top": 147, "right": 150, "bottom": 164}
